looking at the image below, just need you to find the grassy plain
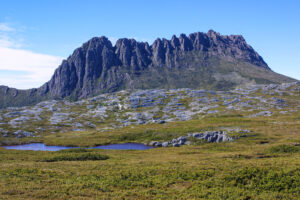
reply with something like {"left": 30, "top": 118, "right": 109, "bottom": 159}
{"left": 0, "top": 112, "right": 300, "bottom": 199}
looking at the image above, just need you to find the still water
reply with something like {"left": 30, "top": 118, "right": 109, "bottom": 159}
{"left": 3, "top": 143, "right": 152, "bottom": 151}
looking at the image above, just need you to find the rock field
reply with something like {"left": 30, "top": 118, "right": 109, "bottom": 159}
{"left": 0, "top": 82, "right": 299, "bottom": 144}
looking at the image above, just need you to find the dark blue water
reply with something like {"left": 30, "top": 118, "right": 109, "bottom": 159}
{"left": 2, "top": 143, "right": 152, "bottom": 151}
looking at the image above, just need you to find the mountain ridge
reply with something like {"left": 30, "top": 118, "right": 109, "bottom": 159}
{"left": 0, "top": 30, "right": 296, "bottom": 108}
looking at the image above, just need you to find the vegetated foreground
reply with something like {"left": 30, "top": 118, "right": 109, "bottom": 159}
{"left": 0, "top": 112, "right": 300, "bottom": 199}
{"left": 0, "top": 82, "right": 299, "bottom": 199}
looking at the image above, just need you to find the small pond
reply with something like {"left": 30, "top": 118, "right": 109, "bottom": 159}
{"left": 2, "top": 143, "right": 152, "bottom": 151}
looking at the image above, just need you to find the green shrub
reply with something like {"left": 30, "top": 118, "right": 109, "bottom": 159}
{"left": 225, "top": 167, "right": 300, "bottom": 193}
{"left": 269, "top": 145, "right": 300, "bottom": 154}
{"left": 58, "top": 148, "right": 90, "bottom": 153}
{"left": 42, "top": 153, "right": 109, "bottom": 162}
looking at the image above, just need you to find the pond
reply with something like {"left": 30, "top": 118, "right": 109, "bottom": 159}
{"left": 2, "top": 143, "right": 153, "bottom": 151}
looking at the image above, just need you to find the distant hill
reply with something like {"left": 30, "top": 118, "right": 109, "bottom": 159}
{"left": 0, "top": 30, "right": 296, "bottom": 108}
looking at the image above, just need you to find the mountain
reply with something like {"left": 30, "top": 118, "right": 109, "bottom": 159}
{"left": 0, "top": 30, "right": 296, "bottom": 108}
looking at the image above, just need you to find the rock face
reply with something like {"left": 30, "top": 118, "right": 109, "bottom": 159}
{"left": 0, "top": 30, "right": 296, "bottom": 108}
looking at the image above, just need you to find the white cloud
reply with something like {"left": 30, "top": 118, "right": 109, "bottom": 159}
{"left": 0, "top": 22, "right": 64, "bottom": 89}
{"left": 0, "top": 47, "right": 63, "bottom": 89}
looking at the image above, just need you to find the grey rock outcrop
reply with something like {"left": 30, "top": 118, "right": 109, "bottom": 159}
{"left": 1, "top": 82, "right": 298, "bottom": 140}
{"left": 162, "top": 142, "right": 169, "bottom": 147}
{"left": 149, "top": 129, "right": 249, "bottom": 148}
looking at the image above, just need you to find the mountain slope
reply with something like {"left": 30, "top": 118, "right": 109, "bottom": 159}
{"left": 0, "top": 30, "right": 296, "bottom": 108}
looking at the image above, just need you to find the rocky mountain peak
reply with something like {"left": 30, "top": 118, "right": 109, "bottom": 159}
{"left": 60, "top": 30, "right": 268, "bottom": 72}
{"left": 0, "top": 30, "right": 296, "bottom": 108}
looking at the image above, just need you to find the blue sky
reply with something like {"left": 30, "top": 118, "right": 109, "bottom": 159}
{"left": 0, "top": 0, "right": 299, "bottom": 89}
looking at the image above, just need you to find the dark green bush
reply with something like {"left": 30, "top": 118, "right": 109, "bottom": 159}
{"left": 225, "top": 167, "right": 300, "bottom": 193}
{"left": 269, "top": 145, "right": 300, "bottom": 153}
{"left": 58, "top": 148, "right": 90, "bottom": 153}
{"left": 43, "top": 153, "right": 109, "bottom": 162}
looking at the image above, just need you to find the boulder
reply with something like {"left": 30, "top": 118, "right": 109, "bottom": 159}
{"left": 172, "top": 143, "right": 180, "bottom": 147}
{"left": 84, "top": 121, "right": 96, "bottom": 128}
{"left": 75, "top": 122, "right": 83, "bottom": 127}
{"left": 155, "top": 142, "right": 162, "bottom": 147}
{"left": 177, "top": 136, "right": 187, "bottom": 142}
{"left": 193, "top": 133, "right": 203, "bottom": 138}
{"left": 149, "top": 141, "right": 158, "bottom": 146}
{"left": 158, "top": 120, "right": 165, "bottom": 124}
{"left": 162, "top": 142, "right": 169, "bottom": 147}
